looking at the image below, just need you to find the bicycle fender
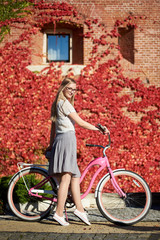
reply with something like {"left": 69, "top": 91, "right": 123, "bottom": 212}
{"left": 94, "top": 169, "right": 125, "bottom": 198}
{"left": 8, "top": 166, "right": 48, "bottom": 186}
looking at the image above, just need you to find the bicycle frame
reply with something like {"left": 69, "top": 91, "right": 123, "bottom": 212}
{"left": 17, "top": 163, "right": 57, "bottom": 202}
{"left": 80, "top": 156, "right": 126, "bottom": 199}
{"left": 19, "top": 154, "right": 126, "bottom": 203}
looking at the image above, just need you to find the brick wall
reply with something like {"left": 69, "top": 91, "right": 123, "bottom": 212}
{"left": 1, "top": 0, "right": 160, "bottom": 85}
{"left": 71, "top": 0, "right": 160, "bottom": 86}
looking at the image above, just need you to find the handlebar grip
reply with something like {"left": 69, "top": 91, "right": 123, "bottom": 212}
{"left": 97, "top": 123, "right": 106, "bottom": 133}
{"left": 86, "top": 143, "right": 104, "bottom": 148}
{"left": 86, "top": 144, "right": 94, "bottom": 147}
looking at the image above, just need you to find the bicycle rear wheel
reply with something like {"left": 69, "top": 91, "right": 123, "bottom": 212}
{"left": 8, "top": 167, "right": 57, "bottom": 221}
{"left": 96, "top": 170, "right": 152, "bottom": 225}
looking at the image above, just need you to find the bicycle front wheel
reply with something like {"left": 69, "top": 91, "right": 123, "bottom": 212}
{"left": 96, "top": 170, "right": 152, "bottom": 225}
{"left": 8, "top": 167, "right": 57, "bottom": 221}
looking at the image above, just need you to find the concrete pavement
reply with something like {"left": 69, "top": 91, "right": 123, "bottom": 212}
{"left": 0, "top": 220, "right": 160, "bottom": 240}
{"left": 0, "top": 208, "right": 160, "bottom": 240}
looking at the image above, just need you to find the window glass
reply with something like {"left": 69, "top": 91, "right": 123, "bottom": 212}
{"left": 47, "top": 34, "right": 70, "bottom": 62}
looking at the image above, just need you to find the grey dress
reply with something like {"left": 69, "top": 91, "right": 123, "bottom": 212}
{"left": 48, "top": 99, "right": 81, "bottom": 178}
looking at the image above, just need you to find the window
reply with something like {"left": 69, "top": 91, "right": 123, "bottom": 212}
{"left": 118, "top": 27, "right": 134, "bottom": 64}
{"left": 43, "top": 29, "right": 72, "bottom": 64}
{"left": 47, "top": 34, "right": 70, "bottom": 62}
{"left": 43, "top": 26, "right": 83, "bottom": 64}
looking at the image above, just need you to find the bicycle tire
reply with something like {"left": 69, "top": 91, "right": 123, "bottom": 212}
{"left": 96, "top": 170, "right": 152, "bottom": 225}
{"left": 8, "top": 167, "right": 57, "bottom": 221}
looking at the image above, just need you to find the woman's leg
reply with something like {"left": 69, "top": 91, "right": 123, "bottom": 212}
{"left": 56, "top": 172, "right": 72, "bottom": 217}
{"left": 70, "top": 177, "right": 84, "bottom": 212}
{"left": 71, "top": 177, "right": 91, "bottom": 225}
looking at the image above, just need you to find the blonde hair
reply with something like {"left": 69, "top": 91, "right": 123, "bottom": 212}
{"left": 51, "top": 78, "right": 76, "bottom": 122}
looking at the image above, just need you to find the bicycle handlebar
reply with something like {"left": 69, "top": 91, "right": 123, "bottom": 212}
{"left": 86, "top": 124, "right": 111, "bottom": 157}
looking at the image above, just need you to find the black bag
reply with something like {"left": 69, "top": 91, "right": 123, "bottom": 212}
{"left": 45, "top": 150, "right": 51, "bottom": 160}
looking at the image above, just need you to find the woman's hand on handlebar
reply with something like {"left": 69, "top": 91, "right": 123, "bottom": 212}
{"left": 96, "top": 124, "right": 110, "bottom": 135}
{"left": 102, "top": 126, "right": 110, "bottom": 135}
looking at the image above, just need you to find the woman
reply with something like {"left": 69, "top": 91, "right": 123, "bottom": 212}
{"left": 47, "top": 77, "right": 109, "bottom": 226}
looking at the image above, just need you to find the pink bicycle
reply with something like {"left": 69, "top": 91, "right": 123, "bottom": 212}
{"left": 8, "top": 125, "right": 152, "bottom": 225}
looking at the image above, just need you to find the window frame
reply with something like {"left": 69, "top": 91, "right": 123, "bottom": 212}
{"left": 43, "top": 29, "right": 72, "bottom": 64}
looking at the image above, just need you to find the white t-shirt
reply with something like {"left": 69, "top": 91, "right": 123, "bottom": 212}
{"left": 55, "top": 99, "right": 76, "bottom": 133}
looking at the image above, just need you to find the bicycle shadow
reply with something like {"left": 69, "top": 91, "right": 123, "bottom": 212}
{"left": 40, "top": 217, "right": 160, "bottom": 232}
{"left": 3, "top": 217, "right": 160, "bottom": 234}
{"left": 93, "top": 221, "right": 160, "bottom": 232}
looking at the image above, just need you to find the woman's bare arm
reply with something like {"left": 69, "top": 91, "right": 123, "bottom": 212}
{"left": 69, "top": 112, "right": 100, "bottom": 131}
